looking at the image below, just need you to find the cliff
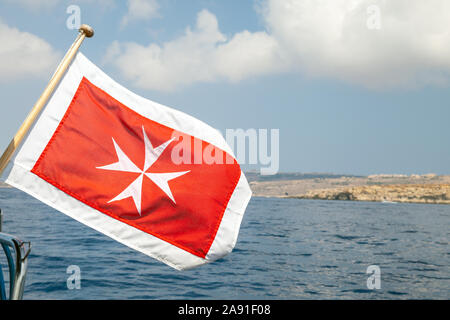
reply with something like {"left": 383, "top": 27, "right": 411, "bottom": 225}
{"left": 296, "top": 184, "right": 450, "bottom": 204}
{"left": 250, "top": 174, "right": 450, "bottom": 204}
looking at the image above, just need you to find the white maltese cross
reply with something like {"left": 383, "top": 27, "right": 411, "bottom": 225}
{"left": 97, "top": 126, "right": 189, "bottom": 215}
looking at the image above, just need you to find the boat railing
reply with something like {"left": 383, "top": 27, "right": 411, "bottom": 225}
{"left": 0, "top": 209, "right": 31, "bottom": 300}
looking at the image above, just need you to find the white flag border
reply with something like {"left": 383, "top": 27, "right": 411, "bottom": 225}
{"left": 1, "top": 52, "right": 252, "bottom": 270}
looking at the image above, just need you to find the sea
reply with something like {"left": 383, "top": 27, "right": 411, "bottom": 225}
{"left": 0, "top": 187, "right": 448, "bottom": 300}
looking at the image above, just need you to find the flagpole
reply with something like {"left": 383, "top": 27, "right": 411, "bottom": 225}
{"left": 0, "top": 25, "right": 94, "bottom": 176}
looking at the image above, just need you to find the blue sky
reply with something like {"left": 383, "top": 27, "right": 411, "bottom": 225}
{"left": 0, "top": 0, "right": 449, "bottom": 175}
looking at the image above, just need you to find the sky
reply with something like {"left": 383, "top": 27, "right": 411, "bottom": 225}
{"left": 0, "top": 0, "right": 449, "bottom": 175}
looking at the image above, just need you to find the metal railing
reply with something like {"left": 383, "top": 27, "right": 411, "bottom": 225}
{"left": 0, "top": 209, "right": 31, "bottom": 300}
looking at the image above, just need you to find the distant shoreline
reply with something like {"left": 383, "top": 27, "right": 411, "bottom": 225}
{"left": 0, "top": 182, "right": 11, "bottom": 188}
{"left": 290, "top": 184, "right": 450, "bottom": 205}
{"left": 250, "top": 173, "right": 450, "bottom": 205}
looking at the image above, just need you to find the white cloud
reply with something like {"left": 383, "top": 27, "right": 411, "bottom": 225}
{"left": 122, "top": 0, "right": 160, "bottom": 26}
{"left": 106, "top": 0, "right": 450, "bottom": 91}
{"left": 0, "top": 20, "right": 60, "bottom": 82}
{"left": 215, "top": 30, "right": 283, "bottom": 82}
{"left": 107, "top": 9, "right": 281, "bottom": 91}
{"left": 263, "top": 0, "right": 450, "bottom": 89}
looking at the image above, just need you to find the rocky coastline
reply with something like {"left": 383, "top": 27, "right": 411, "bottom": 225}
{"left": 294, "top": 184, "right": 450, "bottom": 204}
{"left": 250, "top": 173, "right": 450, "bottom": 204}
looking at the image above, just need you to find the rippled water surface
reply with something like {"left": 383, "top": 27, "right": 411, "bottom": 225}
{"left": 0, "top": 188, "right": 449, "bottom": 299}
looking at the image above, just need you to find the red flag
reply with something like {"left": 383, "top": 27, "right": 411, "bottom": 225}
{"left": 1, "top": 53, "right": 252, "bottom": 270}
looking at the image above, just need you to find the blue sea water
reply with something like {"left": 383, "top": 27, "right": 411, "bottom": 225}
{"left": 0, "top": 187, "right": 449, "bottom": 299}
